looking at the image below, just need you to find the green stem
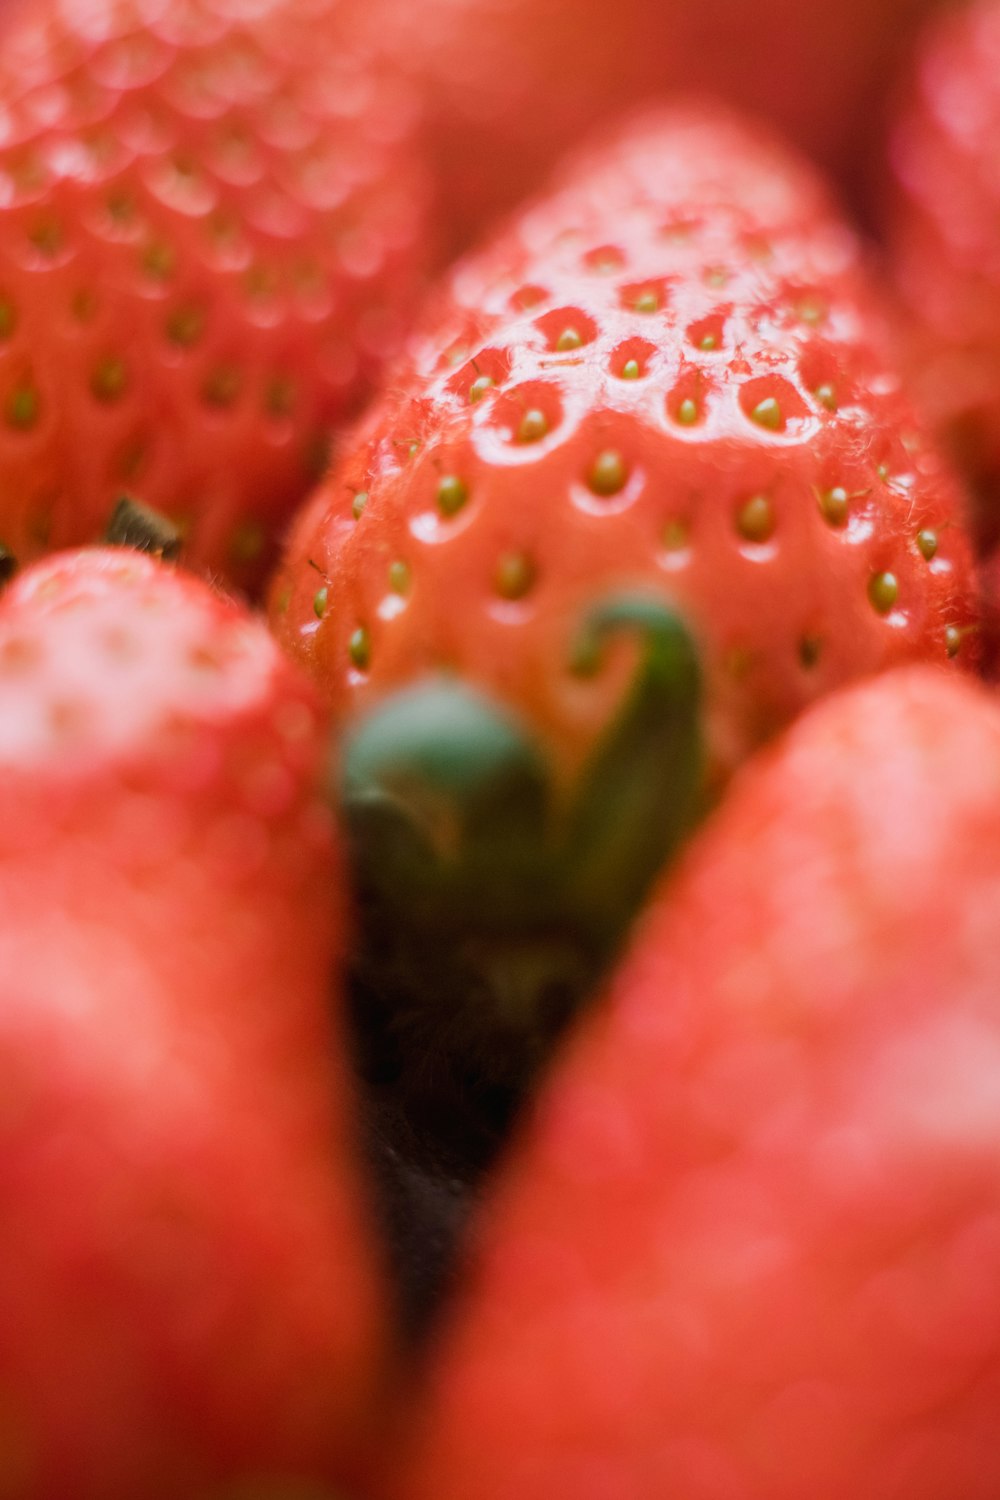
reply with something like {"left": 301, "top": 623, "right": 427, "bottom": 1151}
{"left": 337, "top": 595, "right": 703, "bottom": 1090}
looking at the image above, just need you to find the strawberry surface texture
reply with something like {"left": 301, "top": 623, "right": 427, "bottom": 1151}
{"left": 272, "top": 105, "right": 980, "bottom": 792}
{"left": 888, "top": 0, "right": 1000, "bottom": 549}
{"left": 0, "top": 0, "right": 430, "bottom": 592}
{"left": 0, "top": 549, "right": 387, "bottom": 1498}
{"left": 387, "top": 667, "right": 1000, "bottom": 1500}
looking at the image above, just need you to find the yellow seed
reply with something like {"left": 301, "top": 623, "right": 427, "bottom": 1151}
{"left": 517, "top": 408, "right": 548, "bottom": 443}
{"left": 676, "top": 397, "right": 699, "bottom": 426}
{"left": 495, "top": 552, "right": 535, "bottom": 600}
{"left": 437, "top": 475, "right": 468, "bottom": 516}
{"left": 750, "top": 395, "right": 782, "bottom": 430}
{"left": 388, "top": 560, "right": 411, "bottom": 595}
{"left": 917, "top": 528, "right": 938, "bottom": 561}
{"left": 868, "top": 571, "right": 898, "bottom": 614}
{"left": 92, "top": 357, "right": 128, "bottom": 402}
{"left": 555, "top": 327, "right": 583, "bottom": 352}
{"left": 737, "top": 494, "right": 775, "bottom": 543}
{"left": 202, "top": 366, "right": 241, "bottom": 408}
{"left": 7, "top": 386, "right": 39, "bottom": 430}
{"left": 620, "top": 358, "right": 641, "bottom": 380}
{"left": 349, "top": 626, "right": 370, "bottom": 670}
{"left": 818, "top": 486, "right": 849, "bottom": 527}
{"left": 167, "top": 306, "right": 205, "bottom": 347}
{"left": 588, "top": 450, "right": 628, "bottom": 496}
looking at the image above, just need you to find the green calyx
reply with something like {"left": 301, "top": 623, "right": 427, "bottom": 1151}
{"left": 105, "top": 495, "right": 182, "bottom": 562}
{"left": 339, "top": 593, "right": 703, "bottom": 1090}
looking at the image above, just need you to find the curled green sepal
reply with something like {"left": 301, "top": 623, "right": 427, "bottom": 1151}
{"left": 341, "top": 679, "right": 553, "bottom": 935}
{"left": 339, "top": 593, "right": 703, "bottom": 1092}
{"left": 561, "top": 593, "right": 703, "bottom": 948}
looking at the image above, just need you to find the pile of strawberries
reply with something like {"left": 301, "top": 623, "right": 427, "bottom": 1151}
{"left": 2, "top": 0, "right": 1000, "bottom": 1496}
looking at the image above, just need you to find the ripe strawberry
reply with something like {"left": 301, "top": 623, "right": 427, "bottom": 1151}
{"left": 887, "top": 0, "right": 1000, "bottom": 550}
{"left": 342, "top": 0, "right": 941, "bottom": 259}
{"left": 338, "top": 0, "right": 678, "bottom": 258}
{"left": 387, "top": 667, "right": 1000, "bottom": 1500}
{"left": 662, "top": 0, "right": 942, "bottom": 206}
{"left": 0, "top": 0, "right": 429, "bottom": 593}
{"left": 0, "top": 548, "right": 387, "bottom": 1497}
{"left": 270, "top": 106, "right": 980, "bottom": 1086}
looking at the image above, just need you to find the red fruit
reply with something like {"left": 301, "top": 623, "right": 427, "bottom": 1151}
{"left": 388, "top": 667, "right": 1000, "bottom": 1500}
{"left": 340, "top": 0, "right": 677, "bottom": 259}
{"left": 273, "top": 105, "right": 978, "bottom": 789}
{"left": 0, "top": 0, "right": 429, "bottom": 592}
{"left": 887, "top": 0, "right": 1000, "bottom": 547}
{"left": 271, "top": 105, "right": 979, "bottom": 1090}
{"left": 664, "top": 0, "right": 942, "bottom": 203}
{"left": 343, "top": 0, "right": 940, "bottom": 259}
{"left": 0, "top": 549, "right": 386, "bottom": 1497}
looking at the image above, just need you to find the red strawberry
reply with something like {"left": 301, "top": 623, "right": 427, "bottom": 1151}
{"left": 887, "top": 0, "right": 1000, "bottom": 549}
{"left": 339, "top": 0, "right": 678, "bottom": 259}
{"left": 342, "top": 0, "right": 941, "bottom": 259}
{"left": 270, "top": 106, "right": 980, "bottom": 1084}
{"left": 387, "top": 666, "right": 1000, "bottom": 1500}
{"left": 0, "top": 548, "right": 387, "bottom": 1497}
{"left": 0, "top": 0, "right": 430, "bottom": 593}
{"left": 662, "top": 0, "right": 942, "bottom": 205}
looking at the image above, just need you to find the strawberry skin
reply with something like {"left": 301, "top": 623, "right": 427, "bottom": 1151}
{"left": 272, "top": 105, "right": 980, "bottom": 793}
{"left": 0, "top": 549, "right": 387, "bottom": 1497}
{"left": 0, "top": 0, "right": 429, "bottom": 592}
{"left": 341, "top": 0, "right": 940, "bottom": 259}
{"left": 388, "top": 667, "right": 1000, "bottom": 1500}
{"left": 888, "top": 0, "right": 1000, "bottom": 549}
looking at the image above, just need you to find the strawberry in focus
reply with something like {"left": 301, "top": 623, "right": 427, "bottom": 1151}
{"left": 270, "top": 105, "right": 980, "bottom": 1090}
{"left": 0, "top": 0, "right": 430, "bottom": 593}
{"left": 387, "top": 667, "right": 1000, "bottom": 1500}
{"left": 0, "top": 548, "right": 387, "bottom": 1498}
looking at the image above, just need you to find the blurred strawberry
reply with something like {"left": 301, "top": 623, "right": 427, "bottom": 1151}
{"left": 0, "top": 0, "right": 430, "bottom": 593}
{"left": 342, "top": 0, "right": 941, "bottom": 258}
{"left": 887, "top": 0, "right": 1000, "bottom": 551}
{"left": 667, "top": 0, "right": 942, "bottom": 206}
{"left": 388, "top": 667, "right": 1000, "bottom": 1500}
{"left": 0, "top": 548, "right": 387, "bottom": 1498}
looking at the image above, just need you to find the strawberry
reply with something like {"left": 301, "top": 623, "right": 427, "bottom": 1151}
{"left": 270, "top": 106, "right": 980, "bottom": 1088}
{"left": 887, "top": 0, "right": 1000, "bottom": 552}
{"left": 661, "top": 0, "right": 942, "bottom": 207}
{"left": 0, "top": 0, "right": 430, "bottom": 594}
{"left": 386, "top": 666, "right": 1000, "bottom": 1500}
{"left": 338, "top": 0, "right": 678, "bottom": 259}
{"left": 342, "top": 0, "right": 940, "bottom": 259}
{"left": 0, "top": 548, "right": 387, "bottom": 1497}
